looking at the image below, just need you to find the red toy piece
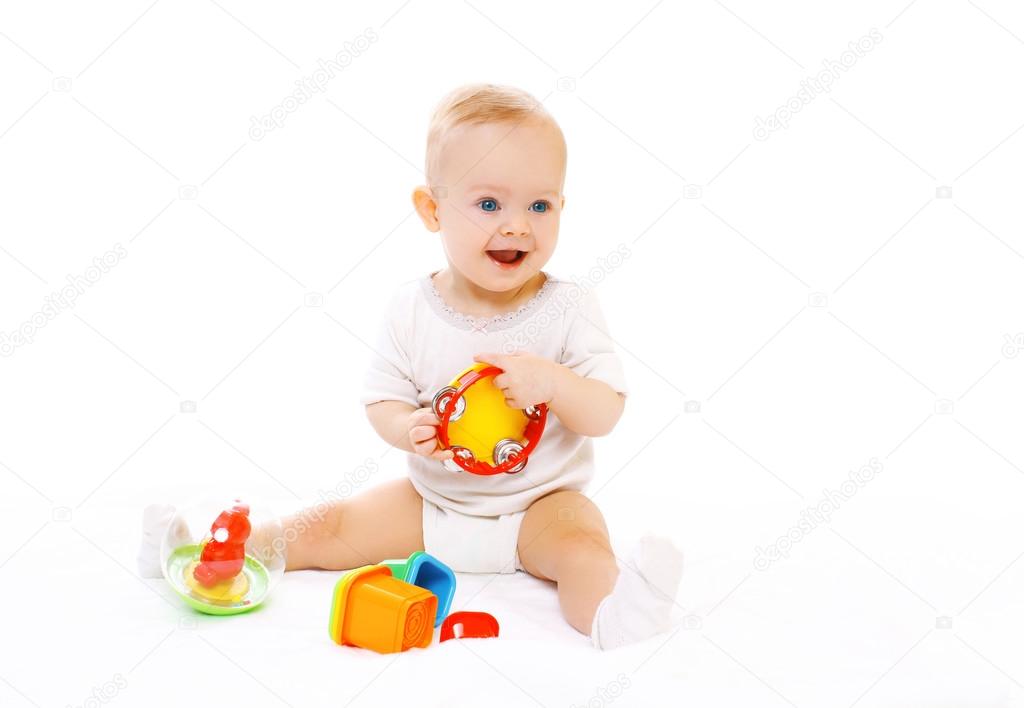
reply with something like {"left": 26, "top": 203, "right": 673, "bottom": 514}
{"left": 440, "top": 611, "right": 500, "bottom": 641}
{"left": 193, "top": 501, "right": 251, "bottom": 588}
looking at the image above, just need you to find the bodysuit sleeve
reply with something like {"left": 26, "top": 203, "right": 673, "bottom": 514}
{"left": 359, "top": 291, "right": 421, "bottom": 408}
{"left": 559, "top": 288, "right": 629, "bottom": 396}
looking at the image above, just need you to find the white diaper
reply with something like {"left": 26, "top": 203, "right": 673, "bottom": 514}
{"left": 421, "top": 497, "right": 526, "bottom": 574}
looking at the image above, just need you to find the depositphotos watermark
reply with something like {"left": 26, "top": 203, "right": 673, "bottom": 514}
{"left": 248, "top": 28, "right": 378, "bottom": 141}
{"left": 1, "top": 243, "right": 127, "bottom": 357}
{"left": 260, "top": 458, "right": 379, "bottom": 560}
{"left": 753, "top": 28, "right": 883, "bottom": 141}
{"left": 753, "top": 457, "right": 883, "bottom": 570}
{"left": 1002, "top": 333, "right": 1024, "bottom": 358}
{"left": 66, "top": 673, "right": 127, "bottom": 708}
{"left": 500, "top": 243, "right": 631, "bottom": 354}
{"left": 570, "top": 673, "right": 632, "bottom": 708}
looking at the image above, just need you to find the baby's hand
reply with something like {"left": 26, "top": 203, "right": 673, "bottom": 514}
{"left": 407, "top": 407, "right": 455, "bottom": 461}
{"left": 473, "top": 351, "right": 560, "bottom": 409}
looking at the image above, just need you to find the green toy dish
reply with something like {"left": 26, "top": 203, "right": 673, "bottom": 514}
{"left": 164, "top": 544, "right": 271, "bottom": 616}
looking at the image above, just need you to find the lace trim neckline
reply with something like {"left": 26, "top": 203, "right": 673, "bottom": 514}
{"left": 421, "top": 271, "right": 556, "bottom": 332}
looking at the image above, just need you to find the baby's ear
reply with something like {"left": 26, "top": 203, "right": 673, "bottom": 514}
{"left": 412, "top": 185, "right": 441, "bottom": 232}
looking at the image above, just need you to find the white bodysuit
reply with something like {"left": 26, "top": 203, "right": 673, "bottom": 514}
{"left": 360, "top": 270, "right": 629, "bottom": 519}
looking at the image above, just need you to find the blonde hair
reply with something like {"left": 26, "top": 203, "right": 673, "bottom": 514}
{"left": 425, "top": 83, "right": 563, "bottom": 186}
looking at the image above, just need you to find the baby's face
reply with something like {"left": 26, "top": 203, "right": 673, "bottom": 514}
{"left": 430, "top": 119, "right": 565, "bottom": 293}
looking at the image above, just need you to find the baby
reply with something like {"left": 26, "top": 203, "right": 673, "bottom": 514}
{"left": 140, "top": 84, "right": 683, "bottom": 650}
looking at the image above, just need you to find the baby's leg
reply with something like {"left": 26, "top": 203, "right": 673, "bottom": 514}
{"left": 517, "top": 490, "right": 619, "bottom": 634}
{"left": 284, "top": 477, "right": 424, "bottom": 571}
{"left": 518, "top": 490, "right": 684, "bottom": 649}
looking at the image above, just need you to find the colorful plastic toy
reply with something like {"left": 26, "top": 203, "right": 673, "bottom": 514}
{"left": 380, "top": 551, "right": 456, "bottom": 628}
{"left": 160, "top": 496, "right": 285, "bottom": 616}
{"left": 328, "top": 565, "right": 437, "bottom": 653}
{"left": 193, "top": 501, "right": 250, "bottom": 587}
{"left": 431, "top": 362, "right": 548, "bottom": 475}
{"left": 440, "top": 611, "right": 500, "bottom": 641}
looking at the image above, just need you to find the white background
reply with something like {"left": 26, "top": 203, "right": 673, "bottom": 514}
{"left": 2, "top": 1, "right": 1024, "bottom": 706}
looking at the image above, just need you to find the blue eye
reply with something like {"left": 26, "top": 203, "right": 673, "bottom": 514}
{"left": 478, "top": 198, "right": 498, "bottom": 212}
{"left": 529, "top": 201, "right": 550, "bottom": 213}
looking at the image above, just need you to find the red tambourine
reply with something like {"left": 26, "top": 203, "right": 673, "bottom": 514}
{"left": 431, "top": 364, "right": 547, "bottom": 476}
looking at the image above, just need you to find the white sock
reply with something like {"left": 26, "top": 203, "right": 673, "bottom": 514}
{"left": 136, "top": 504, "right": 188, "bottom": 578}
{"left": 590, "top": 535, "right": 684, "bottom": 650}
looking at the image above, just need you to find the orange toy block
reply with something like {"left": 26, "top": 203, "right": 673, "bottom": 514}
{"left": 328, "top": 565, "right": 437, "bottom": 654}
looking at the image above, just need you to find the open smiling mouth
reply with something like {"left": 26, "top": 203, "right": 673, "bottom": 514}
{"left": 486, "top": 250, "right": 527, "bottom": 268}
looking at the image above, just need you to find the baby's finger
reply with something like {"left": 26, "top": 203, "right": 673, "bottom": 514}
{"left": 409, "top": 408, "right": 434, "bottom": 425}
{"left": 415, "top": 410, "right": 441, "bottom": 427}
{"left": 413, "top": 439, "right": 437, "bottom": 457}
{"left": 429, "top": 448, "right": 455, "bottom": 461}
{"left": 409, "top": 425, "right": 436, "bottom": 443}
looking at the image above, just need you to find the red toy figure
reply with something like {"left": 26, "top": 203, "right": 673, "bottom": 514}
{"left": 193, "top": 501, "right": 251, "bottom": 588}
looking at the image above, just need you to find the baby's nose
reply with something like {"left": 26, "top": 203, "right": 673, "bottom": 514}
{"left": 500, "top": 217, "right": 530, "bottom": 237}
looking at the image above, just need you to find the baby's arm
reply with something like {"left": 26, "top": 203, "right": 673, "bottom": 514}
{"left": 366, "top": 400, "right": 417, "bottom": 452}
{"left": 474, "top": 352, "right": 625, "bottom": 438}
{"left": 366, "top": 400, "right": 454, "bottom": 460}
{"left": 548, "top": 365, "right": 625, "bottom": 438}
